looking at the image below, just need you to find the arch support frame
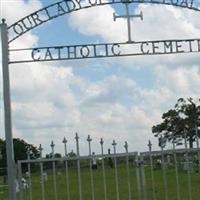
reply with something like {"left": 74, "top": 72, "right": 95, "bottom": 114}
{"left": 1, "top": 20, "right": 16, "bottom": 200}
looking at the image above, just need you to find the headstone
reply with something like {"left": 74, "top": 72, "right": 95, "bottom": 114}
{"left": 135, "top": 158, "right": 143, "bottom": 168}
{"left": 21, "top": 178, "right": 29, "bottom": 189}
{"left": 155, "top": 159, "right": 161, "bottom": 169}
{"left": 108, "top": 149, "right": 113, "bottom": 168}
{"left": 57, "top": 171, "right": 61, "bottom": 176}
{"left": 15, "top": 179, "right": 19, "bottom": 193}
{"left": 25, "top": 171, "right": 29, "bottom": 177}
{"left": 193, "top": 155, "right": 199, "bottom": 173}
{"left": 92, "top": 152, "right": 97, "bottom": 170}
{"left": 183, "top": 162, "right": 193, "bottom": 172}
{"left": 3, "top": 176, "right": 7, "bottom": 184}
{"left": 43, "top": 172, "right": 48, "bottom": 181}
{"left": 167, "top": 155, "right": 171, "bottom": 164}
{"left": 182, "top": 154, "right": 193, "bottom": 172}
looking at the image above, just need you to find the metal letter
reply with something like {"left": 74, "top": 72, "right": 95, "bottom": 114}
{"left": 163, "top": 41, "right": 173, "bottom": 53}
{"left": 111, "top": 44, "right": 121, "bottom": 56}
{"left": 44, "top": 48, "right": 53, "bottom": 60}
{"left": 13, "top": 23, "right": 24, "bottom": 35}
{"left": 67, "top": 46, "right": 77, "bottom": 58}
{"left": 31, "top": 48, "right": 41, "bottom": 60}
{"left": 175, "top": 41, "right": 184, "bottom": 53}
{"left": 197, "top": 40, "right": 200, "bottom": 51}
{"left": 21, "top": 16, "right": 34, "bottom": 31}
{"left": 57, "top": 3, "right": 68, "bottom": 15}
{"left": 180, "top": 0, "right": 189, "bottom": 7}
{"left": 30, "top": 12, "right": 43, "bottom": 25}
{"left": 140, "top": 42, "right": 150, "bottom": 54}
{"left": 80, "top": 45, "right": 90, "bottom": 57}
{"left": 152, "top": 41, "right": 160, "bottom": 54}
{"left": 55, "top": 46, "right": 63, "bottom": 59}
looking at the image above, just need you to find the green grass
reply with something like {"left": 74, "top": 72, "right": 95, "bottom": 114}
{"left": 1, "top": 164, "right": 200, "bottom": 200}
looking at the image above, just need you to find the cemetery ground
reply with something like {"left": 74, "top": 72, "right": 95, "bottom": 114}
{"left": 0, "top": 162, "right": 200, "bottom": 200}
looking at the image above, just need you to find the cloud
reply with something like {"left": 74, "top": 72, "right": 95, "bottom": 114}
{"left": 155, "top": 65, "right": 200, "bottom": 95}
{"left": 1, "top": 0, "right": 42, "bottom": 25}
{"left": 68, "top": 5, "right": 127, "bottom": 42}
{"left": 1, "top": 1, "right": 200, "bottom": 155}
{"left": 82, "top": 75, "right": 136, "bottom": 105}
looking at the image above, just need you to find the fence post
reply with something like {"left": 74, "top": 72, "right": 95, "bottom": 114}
{"left": 184, "top": 132, "right": 192, "bottom": 200}
{"left": 18, "top": 161, "right": 23, "bottom": 200}
{"left": 135, "top": 153, "right": 142, "bottom": 200}
{"left": 27, "top": 147, "right": 32, "bottom": 200}
{"left": 63, "top": 137, "right": 70, "bottom": 200}
{"left": 87, "top": 135, "right": 95, "bottom": 200}
{"left": 124, "top": 141, "right": 131, "bottom": 200}
{"left": 172, "top": 137, "right": 180, "bottom": 200}
{"left": 160, "top": 136, "right": 168, "bottom": 200}
{"left": 195, "top": 125, "right": 200, "bottom": 174}
{"left": 75, "top": 133, "right": 82, "bottom": 200}
{"left": 112, "top": 140, "right": 120, "bottom": 200}
{"left": 148, "top": 140, "right": 156, "bottom": 200}
{"left": 100, "top": 138, "right": 107, "bottom": 200}
{"left": 51, "top": 141, "right": 58, "bottom": 200}
{"left": 39, "top": 144, "right": 45, "bottom": 200}
{"left": 1, "top": 19, "right": 16, "bottom": 200}
{"left": 140, "top": 154, "right": 147, "bottom": 200}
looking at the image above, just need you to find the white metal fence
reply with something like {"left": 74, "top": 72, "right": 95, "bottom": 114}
{"left": 2, "top": 133, "right": 199, "bottom": 200}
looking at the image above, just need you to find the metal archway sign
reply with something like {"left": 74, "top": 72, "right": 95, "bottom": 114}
{"left": 0, "top": 0, "right": 200, "bottom": 199}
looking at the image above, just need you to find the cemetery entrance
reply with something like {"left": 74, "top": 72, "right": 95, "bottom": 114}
{"left": 1, "top": 0, "right": 200, "bottom": 199}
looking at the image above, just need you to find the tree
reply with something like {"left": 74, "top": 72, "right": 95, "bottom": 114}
{"left": 152, "top": 98, "right": 200, "bottom": 148}
{"left": 0, "top": 138, "right": 40, "bottom": 174}
{"left": 13, "top": 138, "right": 40, "bottom": 161}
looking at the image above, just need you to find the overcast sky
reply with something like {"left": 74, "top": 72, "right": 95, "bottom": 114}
{"left": 0, "top": 0, "right": 200, "bottom": 155}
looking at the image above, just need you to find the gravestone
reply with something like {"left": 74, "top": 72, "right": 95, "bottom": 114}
{"left": 92, "top": 152, "right": 97, "bottom": 170}
{"left": 182, "top": 154, "right": 193, "bottom": 172}
{"left": 15, "top": 179, "right": 19, "bottom": 193}
{"left": 183, "top": 162, "right": 193, "bottom": 172}
{"left": 25, "top": 171, "right": 29, "bottom": 177}
{"left": 108, "top": 149, "right": 113, "bottom": 168}
{"left": 21, "top": 178, "right": 28, "bottom": 189}
{"left": 43, "top": 172, "right": 48, "bottom": 181}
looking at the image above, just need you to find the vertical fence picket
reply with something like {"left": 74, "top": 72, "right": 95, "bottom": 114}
{"left": 51, "top": 141, "right": 58, "bottom": 200}
{"left": 63, "top": 137, "right": 70, "bottom": 200}
{"left": 18, "top": 162, "right": 23, "bottom": 200}
{"left": 87, "top": 135, "right": 95, "bottom": 200}
{"left": 39, "top": 144, "right": 45, "bottom": 200}
{"left": 124, "top": 141, "right": 131, "bottom": 200}
{"left": 160, "top": 136, "right": 168, "bottom": 200}
{"left": 148, "top": 140, "right": 156, "bottom": 200}
{"left": 195, "top": 125, "right": 200, "bottom": 175}
{"left": 172, "top": 137, "right": 180, "bottom": 200}
{"left": 184, "top": 133, "right": 192, "bottom": 200}
{"left": 27, "top": 148, "right": 32, "bottom": 200}
{"left": 112, "top": 140, "right": 120, "bottom": 200}
{"left": 135, "top": 153, "right": 142, "bottom": 200}
{"left": 100, "top": 138, "right": 107, "bottom": 200}
{"left": 140, "top": 154, "right": 147, "bottom": 200}
{"left": 75, "top": 133, "right": 82, "bottom": 200}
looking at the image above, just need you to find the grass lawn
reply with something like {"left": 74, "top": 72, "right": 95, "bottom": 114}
{"left": 0, "top": 163, "right": 200, "bottom": 200}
